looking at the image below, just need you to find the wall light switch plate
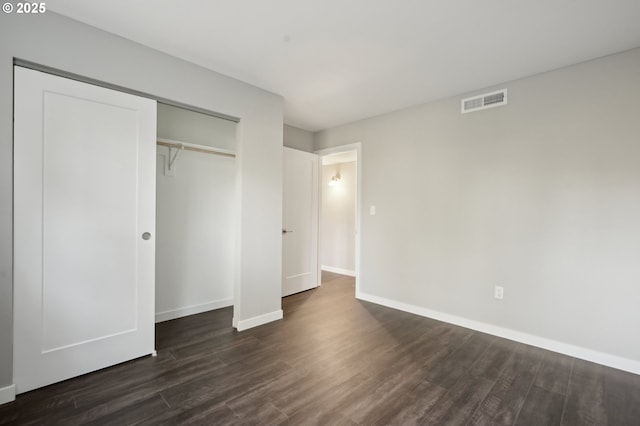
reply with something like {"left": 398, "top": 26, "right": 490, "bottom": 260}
{"left": 370, "top": 205, "right": 376, "bottom": 215}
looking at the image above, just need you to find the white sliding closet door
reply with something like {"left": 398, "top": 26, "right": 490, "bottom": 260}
{"left": 13, "top": 67, "right": 157, "bottom": 393}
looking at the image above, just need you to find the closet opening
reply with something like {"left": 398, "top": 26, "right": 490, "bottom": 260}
{"left": 155, "top": 103, "right": 237, "bottom": 323}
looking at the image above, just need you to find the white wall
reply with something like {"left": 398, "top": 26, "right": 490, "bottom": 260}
{"left": 284, "top": 124, "right": 314, "bottom": 152}
{"left": 155, "top": 105, "right": 236, "bottom": 322}
{"left": 0, "top": 12, "right": 283, "bottom": 391}
{"left": 321, "top": 162, "right": 356, "bottom": 275}
{"left": 316, "top": 48, "right": 640, "bottom": 372}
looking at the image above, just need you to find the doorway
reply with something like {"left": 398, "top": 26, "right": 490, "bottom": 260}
{"left": 13, "top": 66, "right": 240, "bottom": 395}
{"left": 316, "top": 143, "right": 361, "bottom": 295}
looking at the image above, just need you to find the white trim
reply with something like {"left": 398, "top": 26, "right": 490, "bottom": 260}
{"left": 236, "top": 309, "right": 283, "bottom": 331}
{"left": 321, "top": 265, "right": 356, "bottom": 277}
{"left": 315, "top": 142, "right": 362, "bottom": 295}
{"left": 0, "top": 384, "right": 16, "bottom": 405}
{"left": 155, "top": 298, "right": 233, "bottom": 323}
{"left": 357, "top": 291, "right": 640, "bottom": 376}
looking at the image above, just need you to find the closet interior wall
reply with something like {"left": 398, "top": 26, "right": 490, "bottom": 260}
{"left": 155, "top": 103, "right": 237, "bottom": 322}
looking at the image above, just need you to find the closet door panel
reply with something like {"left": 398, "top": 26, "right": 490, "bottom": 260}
{"left": 13, "top": 66, "right": 156, "bottom": 393}
{"left": 42, "top": 91, "right": 138, "bottom": 349}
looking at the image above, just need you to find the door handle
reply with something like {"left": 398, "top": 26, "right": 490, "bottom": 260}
{"left": 142, "top": 232, "right": 152, "bottom": 240}
{"left": 282, "top": 229, "right": 294, "bottom": 234}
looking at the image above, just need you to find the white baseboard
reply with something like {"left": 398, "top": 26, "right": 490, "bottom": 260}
{"left": 236, "top": 309, "right": 283, "bottom": 332}
{"left": 155, "top": 298, "right": 233, "bottom": 323}
{"left": 357, "top": 291, "right": 640, "bottom": 376}
{"left": 321, "top": 265, "right": 356, "bottom": 277}
{"left": 0, "top": 384, "right": 15, "bottom": 405}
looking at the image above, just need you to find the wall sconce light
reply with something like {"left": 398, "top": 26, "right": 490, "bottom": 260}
{"left": 328, "top": 172, "right": 341, "bottom": 187}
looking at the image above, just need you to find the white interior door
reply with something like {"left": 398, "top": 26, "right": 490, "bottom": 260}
{"left": 13, "top": 67, "right": 157, "bottom": 394}
{"left": 282, "top": 147, "right": 319, "bottom": 296}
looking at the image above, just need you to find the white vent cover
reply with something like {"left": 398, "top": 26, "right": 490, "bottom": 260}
{"left": 461, "top": 89, "right": 507, "bottom": 114}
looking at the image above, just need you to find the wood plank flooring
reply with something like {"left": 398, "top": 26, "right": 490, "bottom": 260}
{"left": 2, "top": 271, "right": 640, "bottom": 425}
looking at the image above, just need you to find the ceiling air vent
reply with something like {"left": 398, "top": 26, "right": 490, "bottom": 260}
{"left": 461, "top": 89, "right": 507, "bottom": 114}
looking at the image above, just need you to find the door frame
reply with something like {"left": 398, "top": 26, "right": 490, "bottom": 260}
{"left": 314, "top": 143, "right": 362, "bottom": 296}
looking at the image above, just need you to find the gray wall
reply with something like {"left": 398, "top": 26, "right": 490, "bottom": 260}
{"left": 157, "top": 103, "right": 236, "bottom": 150}
{"left": 284, "top": 124, "right": 314, "bottom": 152}
{"left": 316, "top": 48, "right": 640, "bottom": 364}
{"left": 321, "top": 162, "right": 356, "bottom": 273}
{"left": 0, "top": 12, "right": 283, "bottom": 389}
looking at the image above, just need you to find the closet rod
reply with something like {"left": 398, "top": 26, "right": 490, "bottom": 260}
{"left": 157, "top": 140, "right": 236, "bottom": 158}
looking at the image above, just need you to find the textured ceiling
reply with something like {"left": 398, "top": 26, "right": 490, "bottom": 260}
{"left": 48, "top": 0, "right": 640, "bottom": 131}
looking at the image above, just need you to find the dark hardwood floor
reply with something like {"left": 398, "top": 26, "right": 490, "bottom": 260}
{"left": 2, "top": 271, "right": 640, "bottom": 425}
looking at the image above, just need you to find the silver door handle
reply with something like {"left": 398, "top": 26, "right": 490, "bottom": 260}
{"left": 282, "top": 229, "right": 294, "bottom": 234}
{"left": 142, "top": 232, "right": 152, "bottom": 240}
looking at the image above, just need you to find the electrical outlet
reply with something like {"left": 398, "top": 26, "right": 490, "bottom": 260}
{"left": 494, "top": 286, "right": 504, "bottom": 300}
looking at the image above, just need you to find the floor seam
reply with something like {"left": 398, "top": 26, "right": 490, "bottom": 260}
{"left": 159, "top": 392, "right": 171, "bottom": 409}
{"left": 559, "top": 358, "right": 575, "bottom": 426}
